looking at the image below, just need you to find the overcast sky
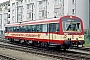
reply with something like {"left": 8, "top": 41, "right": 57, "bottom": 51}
{"left": 0, "top": 0, "right": 9, "bottom": 3}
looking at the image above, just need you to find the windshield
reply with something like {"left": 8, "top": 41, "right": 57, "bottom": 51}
{"left": 62, "top": 18, "right": 82, "bottom": 32}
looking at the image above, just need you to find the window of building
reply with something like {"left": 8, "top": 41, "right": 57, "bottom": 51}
{"left": 18, "top": 14, "right": 22, "bottom": 21}
{"left": 4, "top": 19, "right": 7, "bottom": 24}
{"left": 25, "top": 0, "right": 27, "bottom": 2}
{"left": 39, "top": 11, "right": 42, "bottom": 17}
{"left": 12, "top": 16, "right": 15, "bottom": 21}
{"left": 54, "top": 0, "right": 61, "bottom": 5}
{"left": 72, "top": 0, "right": 75, "bottom": 4}
{"left": 6, "top": 4, "right": 7, "bottom": 6}
{"left": 4, "top": 14, "right": 8, "bottom": 24}
{"left": 0, "top": 14, "right": 2, "bottom": 24}
{"left": 72, "top": 9, "right": 75, "bottom": 14}
{"left": 42, "top": 10, "right": 44, "bottom": 17}
{"left": 8, "top": 9, "right": 10, "bottom": 12}
{"left": 39, "top": 10, "right": 45, "bottom": 18}
{"left": 59, "top": 0, "right": 61, "bottom": 4}
{"left": 12, "top": 9, "right": 14, "bottom": 14}
{"left": 39, "top": 0, "right": 46, "bottom": 8}
{"left": 18, "top": 6, "right": 23, "bottom": 12}
{"left": 8, "top": 4, "right": 10, "bottom": 6}
{"left": 4, "top": 13, "right": 8, "bottom": 19}
{"left": 54, "top": 8, "right": 61, "bottom": 16}
{"left": 27, "top": 4, "right": 31, "bottom": 9}
{"left": 0, "top": 8, "right": 2, "bottom": 11}
{"left": 28, "top": 0, "right": 32, "bottom": 2}
{"left": 28, "top": 0, "right": 30, "bottom": 2}
{"left": 8, "top": 14, "right": 10, "bottom": 18}
{"left": 12, "top": 3, "right": 15, "bottom": 6}
{"left": 27, "top": 13, "right": 31, "bottom": 18}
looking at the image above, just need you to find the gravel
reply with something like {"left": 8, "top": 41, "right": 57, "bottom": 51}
{"left": 0, "top": 47, "right": 59, "bottom": 60}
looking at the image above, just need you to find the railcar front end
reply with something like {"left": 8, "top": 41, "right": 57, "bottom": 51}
{"left": 61, "top": 16, "right": 85, "bottom": 48}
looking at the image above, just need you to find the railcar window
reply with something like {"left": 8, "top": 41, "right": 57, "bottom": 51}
{"left": 13, "top": 26, "right": 16, "bottom": 32}
{"left": 42, "top": 24, "right": 48, "bottom": 32}
{"left": 21, "top": 26, "right": 27, "bottom": 32}
{"left": 32, "top": 25, "right": 36, "bottom": 32}
{"left": 8, "top": 27, "right": 11, "bottom": 32}
{"left": 36, "top": 24, "right": 42, "bottom": 32}
{"left": 49, "top": 23, "right": 59, "bottom": 32}
{"left": 10, "top": 27, "right": 13, "bottom": 32}
{"left": 62, "top": 18, "right": 82, "bottom": 32}
{"left": 26, "top": 25, "right": 32, "bottom": 32}
{"left": 16, "top": 26, "right": 20, "bottom": 32}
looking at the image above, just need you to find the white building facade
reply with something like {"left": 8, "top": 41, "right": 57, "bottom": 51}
{"left": 10, "top": 0, "right": 89, "bottom": 29}
{"left": 0, "top": 1, "right": 10, "bottom": 37}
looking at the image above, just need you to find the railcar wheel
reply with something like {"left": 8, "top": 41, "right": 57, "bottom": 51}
{"left": 26, "top": 40, "right": 33, "bottom": 45}
{"left": 9, "top": 38, "right": 14, "bottom": 43}
{"left": 44, "top": 42, "right": 49, "bottom": 48}
{"left": 40, "top": 42, "right": 49, "bottom": 48}
{"left": 20, "top": 40, "right": 24, "bottom": 44}
{"left": 55, "top": 45, "right": 61, "bottom": 51}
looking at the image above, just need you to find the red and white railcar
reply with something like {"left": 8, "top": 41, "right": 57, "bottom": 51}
{"left": 5, "top": 15, "right": 85, "bottom": 49}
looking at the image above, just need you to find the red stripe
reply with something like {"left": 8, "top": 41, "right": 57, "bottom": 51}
{"left": 5, "top": 36, "right": 84, "bottom": 44}
{"left": 5, "top": 36, "right": 64, "bottom": 44}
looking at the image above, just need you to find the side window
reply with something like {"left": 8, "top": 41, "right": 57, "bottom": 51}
{"left": 56, "top": 23, "right": 59, "bottom": 32}
{"left": 13, "top": 26, "right": 19, "bottom": 32}
{"left": 26, "top": 25, "right": 32, "bottom": 32}
{"left": 36, "top": 24, "right": 42, "bottom": 32}
{"left": 49, "top": 23, "right": 59, "bottom": 32}
{"left": 20, "top": 26, "right": 26, "bottom": 32}
{"left": 8, "top": 27, "right": 11, "bottom": 32}
{"left": 11, "top": 27, "right": 13, "bottom": 32}
{"left": 32, "top": 25, "right": 36, "bottom": 32}
{"left": 16, "top": 26, "right": 20, "bottom": 32}
{"left": 13, "top": 26, "right": 17, "bottom": 32}
{"left": 42, "top": 24, "right": 48, "bottom": 32}
{"left": 49, "top": 23, "right": 53, "bottom": 32}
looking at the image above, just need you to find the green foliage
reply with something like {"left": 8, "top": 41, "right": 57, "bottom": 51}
{"left": 84, "top": 29, "right": 90, "bottom": 47}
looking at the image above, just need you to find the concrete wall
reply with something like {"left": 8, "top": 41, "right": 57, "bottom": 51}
{"left": 76, "top": 0, "right": 89, "bottom": 29}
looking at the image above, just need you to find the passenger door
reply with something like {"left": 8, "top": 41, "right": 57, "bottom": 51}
{"left": 49, "top": 23, "right": 59, "bottom": 43}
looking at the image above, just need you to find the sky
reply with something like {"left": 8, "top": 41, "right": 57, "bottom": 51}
{"left": 0, "top": 0, "right": 9, "bottom": 3}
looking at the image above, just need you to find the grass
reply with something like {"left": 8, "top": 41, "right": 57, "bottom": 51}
{"left": 84, "top": 44, "right": 90, "bottom": 47}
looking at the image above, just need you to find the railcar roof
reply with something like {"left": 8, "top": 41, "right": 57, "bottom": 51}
{"left": 5, "top": 18, "right": 60, "bottom": 27}
{"left": 5, "top": 15, "right": 81, "bottom": 27}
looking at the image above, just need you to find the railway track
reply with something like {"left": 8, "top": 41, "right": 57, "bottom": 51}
{"left": 0, "top": 43, "right": 75, "bottom": 60}
{"left": 0, "top": 54, "right": 17, "bottom": 60}
{"left": 72, "top": 47, "right": 90, "bottom": 52}
{"left": 0, "top": 38, "right": 90, "bottom": 60}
